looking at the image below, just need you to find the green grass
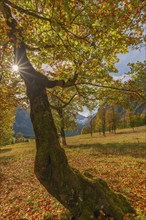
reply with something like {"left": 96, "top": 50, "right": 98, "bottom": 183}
{"left": 67, "top": 125, "right": 146, "bottom": 145}
{"left": 0, "top": 126, "right": 146, "bottom": 219}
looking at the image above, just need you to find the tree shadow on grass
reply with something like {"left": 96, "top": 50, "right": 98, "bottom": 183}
{"left": 67, "top": 142, "right": 146, "bottom": 159}
{"left": 0, "top": 148, "right": 12, "bottom": 154}
{"left": 0, "top": 155, "right": 15, "bottom": 163}
{"left": 117, "top": 129, "right": 146, "bottom": 135}
{"left": 0, "top": 148, "right": 14, "bottom": 164}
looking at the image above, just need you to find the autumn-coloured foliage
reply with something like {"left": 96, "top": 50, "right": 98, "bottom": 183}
{"left": 0, "top": 85, "right": 15, "bottom": 146}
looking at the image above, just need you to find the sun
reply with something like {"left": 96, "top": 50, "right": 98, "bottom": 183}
{"left": 12, "top": 64, "right": 19, "bottom": 72}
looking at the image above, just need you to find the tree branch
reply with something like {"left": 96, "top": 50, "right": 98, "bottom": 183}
{"left": 50, "top": 92, "right": 77, "bottom": 110}
{"left": 25, "top": 44, "right": 55, "bottom": 51}
{"left": 4, "top": 0, "right": 52, "bottom": 22}
{"left": 56, "top": 20, "right": 90, "bottom": 40}
{"left": 76, "top": 82, "right": 133, "bottom": 92}
{"left": 63, "top": 73, "right": 78, "bottom": 88}
{"left": 61, "top": 92, "right": 77, "bottom": 108}
{"left": 5, "top": 0, "right": 89, "bottom": 41}
{"left": 76, "top": 82, "right": 146, "bottom": 101}
{"left": 1, "top": 2, "right": 78, "bottom": 89}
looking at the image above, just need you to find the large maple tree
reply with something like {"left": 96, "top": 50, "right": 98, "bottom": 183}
{"left": 0, "top": 0, "right": 145, "bottom": 219}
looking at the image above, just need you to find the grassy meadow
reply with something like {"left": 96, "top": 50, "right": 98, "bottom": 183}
{"left": 0, "top": 126, "right": 146, "bottom": 219}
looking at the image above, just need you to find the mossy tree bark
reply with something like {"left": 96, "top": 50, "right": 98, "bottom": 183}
{"left": 27, "top": 82, "right": 135, "bottom": 220}
{"left": 2, "top": 3, "right": 135, "bottom": 219}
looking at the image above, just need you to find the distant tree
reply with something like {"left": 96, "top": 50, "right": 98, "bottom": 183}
{"left": 95, "top": 117, "right": 102, "bottom": 134}
{"left": 15, "top": 132, "right": 24, "bottom": 143}
{"left": 0, "top": 85, "right": 16, "bottom": 146}
{"left": 141, "top": 112, "right": 146, "bottom": 125}
{"left": 87, "top": 113, "right": 96, "bottom": 137}
{"left": 126, "top": 110, "right": 136, "bottom": 131}
{"left": 55, "top": 107, "right": 78, "bottom": 146}
{"left": 106, "top": 105, "right": 121, "bottom": 134}
{"left": 97, "top": 105, "right": 106, "bottom": 136}
{"left": 81, "top": 126, "right": 91, "bottom": 135}
{"left": 50, "top": 89, "right": 79, "bottom": 146}
{"left": 134, "top": 114, "right": 142, "bottom": 127}
{"left": 90, "top": 118, "right": 93, "bottom": 137}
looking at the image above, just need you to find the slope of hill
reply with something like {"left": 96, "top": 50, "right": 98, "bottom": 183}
{"left": 13, "top": 108, "right": 34, "bottom": 138}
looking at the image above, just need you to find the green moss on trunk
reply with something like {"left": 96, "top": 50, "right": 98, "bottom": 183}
{"left": 26, "top": 83, "right": 135, "bottom": 220}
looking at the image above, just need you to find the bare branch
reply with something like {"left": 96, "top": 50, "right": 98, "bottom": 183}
{"left": 50, "top": 92, "right": 77, "bottom": 110}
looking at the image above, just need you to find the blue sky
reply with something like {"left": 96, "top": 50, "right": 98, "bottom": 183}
{"left": 113, "top": 46, "right": 145, "bottom": 77}
{"left": 80, "top": 47, "right": 145, "bottom": 117}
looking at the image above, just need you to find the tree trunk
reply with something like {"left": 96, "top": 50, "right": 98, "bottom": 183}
{"left": 2, "top": 3, "right": 135, "bottom": 219}
{"left": 57, "top": 109, "right": 67, "bottom": 146}
{"left": 26, "top": 82, "right": 135, "bottom": 220}
{"left": 102, "top": 108, "right": 106, "bottom": 137}
{"left": 112, "top": 106, "right": 116, "bottom": 134}
{"left": 90, "top": 120, "right": 93, "bottom": 137}
{"left": 60, "top": 126, "right": 67, "bottom": 146}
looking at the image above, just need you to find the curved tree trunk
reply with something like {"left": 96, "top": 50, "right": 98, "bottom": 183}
{"left": 27, "top": 82, "right": 135, "bottom": 220}
{"left": 2, "top": 4, "right": 135, "bottom": 218}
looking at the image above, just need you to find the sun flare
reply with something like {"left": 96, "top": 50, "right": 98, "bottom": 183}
{"left": 12, "top": 64, "right": 19, "bottom": 72}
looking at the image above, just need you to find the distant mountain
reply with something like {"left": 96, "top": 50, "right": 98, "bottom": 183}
{"left": 13, "top": 108, "right": 35, "bottom": 138}
{"left": 13, "top": 110, "right": 92, "bottom": 138}
{"left": 76, "top": 114, "right": 89, "bottom": 125}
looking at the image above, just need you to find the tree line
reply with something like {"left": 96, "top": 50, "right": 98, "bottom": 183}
{"left": 82, "top": 104, "right": 146, "bottom": 136}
